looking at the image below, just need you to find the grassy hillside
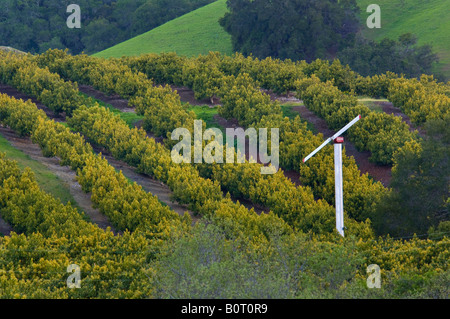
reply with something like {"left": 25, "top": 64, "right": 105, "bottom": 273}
{"left": 95, "top": 0, "right": 448, "bottom": 78}
{"left": 0, "top": 133, "right": 79, "bottom": 207}
{"left": 94, "top": 0, "right": 232, "bottom": 58}
{"left": 357, "top": 0, "right": 450, "bottom": 79}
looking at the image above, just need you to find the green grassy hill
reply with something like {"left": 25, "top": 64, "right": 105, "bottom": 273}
{"left": 357, "top": 0, "right": 450, "bottom": 79}
{"left": 94, "top": 0, "right": 232, "bottom": 58}
{"left": 95, "top": 0, "right": 449, "bottom": 78}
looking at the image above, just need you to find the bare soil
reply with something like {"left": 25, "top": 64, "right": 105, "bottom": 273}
{"left": 0, "top": 83, "right": 66, "bottom": 122}
{"left": 78, "top": 85, "right": 135, "bottom": 113}
{"left": 89, "top": 142, "right": 197, "bottom": 220}
{"left": 170, "top": 85, "right": 221, "bottom": 107}
{"left": 263, "top": 89, "right": 302, "bottom": 104}
{"left": 0, "top": 126, "right": 119, "bottom": 234}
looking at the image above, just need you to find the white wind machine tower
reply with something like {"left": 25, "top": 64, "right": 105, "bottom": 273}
{"left": 302, "top": 115, "right": 362, "bottom": 237}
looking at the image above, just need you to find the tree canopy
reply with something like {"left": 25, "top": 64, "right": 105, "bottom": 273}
{"left": 338, "top": 33, "right": 440, "bottom": 79}
{"left": 374, "top": 115, "right": 450, "bottom": 237}
{"left": 220, "top": 0, "right": 360, "bottom": 62}
{"left": 0, "top": 0, "right": 214, "bottom": 54}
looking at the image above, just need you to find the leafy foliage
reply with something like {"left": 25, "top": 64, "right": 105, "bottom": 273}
{"left": 0, "top": 0, "right": 215, "bottom": 55}
{"left": 220, "top": 0, "right": 360, "bottom": 62}
{"left": 338, "top": 33, "right": 439, "bottom": 79}
{"left": 0, "top": 49, "right": 449, "bottom": 299}
{"left": 373, "top": 116, "right": 450, "bottom": 237}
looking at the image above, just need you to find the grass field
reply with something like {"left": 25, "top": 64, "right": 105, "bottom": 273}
{"left": 94, "top": 0, "right": 232, "bottom": 58}
{"left": 357, "top": 0, "right": 450, "bottom": 79}
{"left": 0, "top": 132, "right": 80, "bottom": 208}
{"left": 95, "top": 0, "right": 448, "bottom": 78}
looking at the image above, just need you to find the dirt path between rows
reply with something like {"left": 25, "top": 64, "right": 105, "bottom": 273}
{"left": 0, "top": 126, "right": 119, "bottom": 234}
{"left": 77, "top": 85, "right": 270, "bottom": 215}
{"left": 0, "top": 83, "right": 66, "bottom": 122}
{"left": 0, "top": 84, "right": 196, "bottom": 218}
{"left": 78, "top": 85, "right": 136, "bottom": 113}
{"left": 170, "top": 85, "right": 221, "bottom": 107}
{"left": 90, "top": 142, "right": 197, "bottom": 220}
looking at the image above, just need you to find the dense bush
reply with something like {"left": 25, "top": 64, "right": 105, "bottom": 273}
{"left": 0, "top": 154, "right": 160, "bottom": 298}
{"left": 0, "top": 0, "right": 215, "bottom": 55}
{"left": 338, "top": 34, "right": 440, "bottom": 79}
{"left": 0, "top": 52, "right": 82, "bottom": 115}
{"left": 388, "top": 75, "right": 450, "bottom": 125}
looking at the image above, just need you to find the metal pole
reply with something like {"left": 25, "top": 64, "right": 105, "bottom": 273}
{"left": 302, "top": 116, "right": 362, "bottom": 237}
{"left": 331, "top": 115, "right": 361, "bottom": 141}
{"left": 334, "top": 139, "right": 344, "bottom": 237}
{"left": 302, "top": 137, "right": 332, "bottom": 163}
{"left": 303, "top": 115, "right": 361, "bottom": 164}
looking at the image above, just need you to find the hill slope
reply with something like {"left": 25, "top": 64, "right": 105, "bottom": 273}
{"left": 357, "top": 0, "right": 450, "bottom": 78}
{"left": 95, "top": 0, "right": 449, "bottom": 78}
{"left": 94, "top": 0, "right": 232, "bottom": 58}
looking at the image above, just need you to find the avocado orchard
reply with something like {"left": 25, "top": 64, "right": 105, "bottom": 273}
{"left": 0, "top": 50, "right": 448, "bottom": 298}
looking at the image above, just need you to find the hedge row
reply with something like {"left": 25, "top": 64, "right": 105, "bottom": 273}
{"left": 0, "top": 153, "right": 158, "bottom": 298}
{"left": 29, "top": 49, "right": 374, "bottom": 237}
{"left": 69, "top": 105, "right": 374, "bottom": 238}
{"left": 0, "top": 52, "right": 82, "bottom": 115}
{"left": 0, "top": 93, "right": 186, "bottom": 235}
{"left": 296, "top": 76, "right": 420, "bottom": 165}
{"left": 33, "top": 49, "right": 196, "bottom": 142}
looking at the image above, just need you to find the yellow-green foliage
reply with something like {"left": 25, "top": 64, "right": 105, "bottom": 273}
{"left": 357, "top": 236, "right": 450, "bottom": 277}
{"left": 349, "top": 112, "right": 419, "bottom": 164}
{"left": 0, "top": 94, "right": 186, "bottom": 234}
{"left": 218, "top": 72, "right": 282, "bottom": 127}
{"left": 83, "top": 52, "right": 387, "bottom": 232}
{"left": 0, "top": 52, "right": 81, "bottom": 115}
{"left": 68, "top": 105, "right": 364, "bottom": 237}
{"left": 299, "top": 143, "right": 387, "bottom": 222}
{"left": 131, "top": 84, "right": 196, "bottom": 139}
{"left": 354, "top": 72, "right": 398, "bottom": 98}
{"left": 124, "top": 52, "right": 187, "bottom": 86}
{"left": 388, "top": 75, "right": 450, "bottom": 125}
{"left": 0, "top": 93, "right": 46, "bottom": 136}
{"left": 0, "top": 155, "right": 160, "bottom": 298}
{"left": 296, "top": 76, "right": 359, "bottom": 128}
{"left": 33, "top": 50, "right": 149, "bottom": 99}
{"left": 34, "top": 49, "right": 197, "bottom": 142}
{"left": 1, "top": 49, "right": 448, "bottom": 299}
{"left": 296, "top": 77, "right": 419, "bottom": 165}
{"left": 219, "top": 53, "right": 306, "bottom": 93}
{"left": 67, "top": 105, "right": 222, "bottom": 212}
{"left": 301, "top": 59, "right": 357, "bottom": 93}
{"left": 0, "top": 153, "right": 99, "bottom": 238}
